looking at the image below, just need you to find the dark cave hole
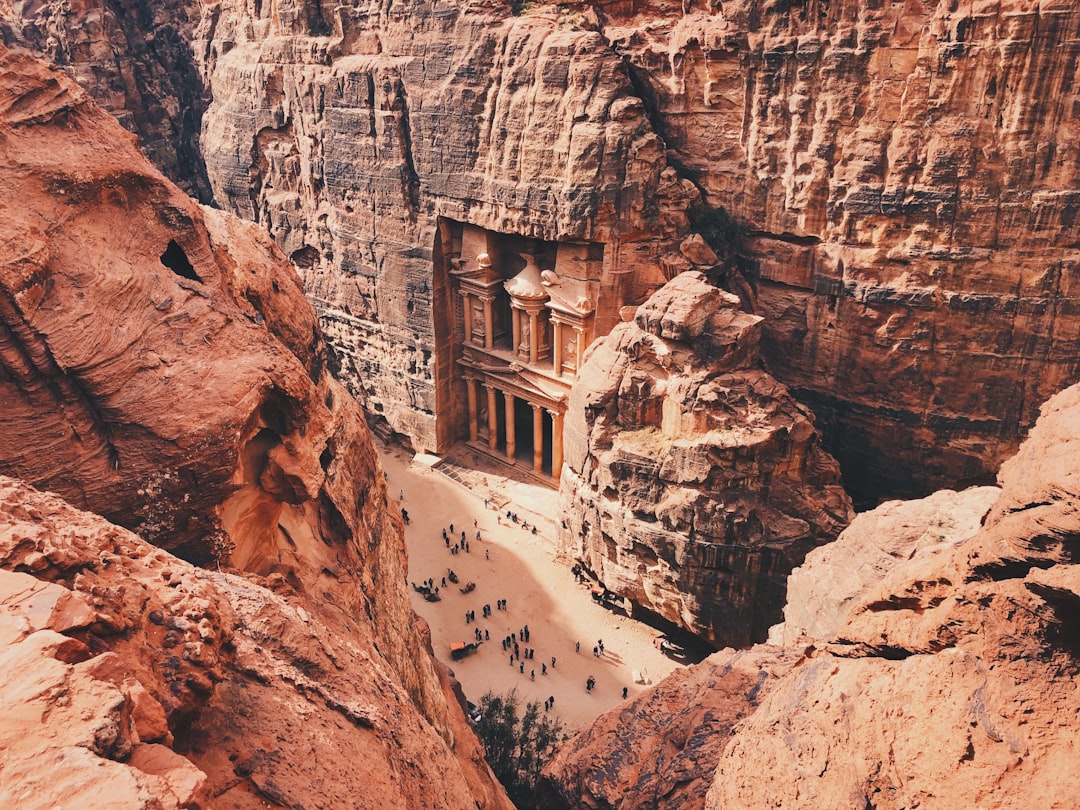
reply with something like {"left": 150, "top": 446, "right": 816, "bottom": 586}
{"left": 160, "top": 240, "right": 202, "bottom": 282}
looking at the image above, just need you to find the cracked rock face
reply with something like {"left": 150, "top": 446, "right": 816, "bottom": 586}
{"left": 5, "top": 0, "right": 1080, "bottom": 504}
{"left": 559, "top": 271, "right": 853, "bottom": 647}
{"left": 0, "top": 47, "right": 509, "bottom": 810}
{"left": 545, "top": 381, "right": 1080, "bottom": 810}
{"left": 0, "top": 476, "right": 510, "bottom": 809}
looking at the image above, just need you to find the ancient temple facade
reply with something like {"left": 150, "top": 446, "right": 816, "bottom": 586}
{"left": 440, "top": 221, "right": 607, "bottom": 484}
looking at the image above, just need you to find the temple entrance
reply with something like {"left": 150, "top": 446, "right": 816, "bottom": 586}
{"left": 437, "top": 218, "right": 606, "bottom": 487}
{"left": 512, "top": 398, "right": 534, "bottom": 467}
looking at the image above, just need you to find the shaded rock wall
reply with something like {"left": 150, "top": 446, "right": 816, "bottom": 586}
{"left": 596, "top": 0, "right": 1080, "bottom": 503}
{"left": 544, "top": 380, "right": 1080, "bottom": 810}
{"left": 4, "top": 1, "right": 1079, "bottom": 503}
{"left": 0, "top": 46, "right": 509, "bottom": 809}
{"left": 559, "top": 271, "right": 852, "bottom": 646}
{"left": 0, "top": 476, "right": 509, "bottom": 810}
{"left": 0, "top": 0, "right": 212, "bottom": 201}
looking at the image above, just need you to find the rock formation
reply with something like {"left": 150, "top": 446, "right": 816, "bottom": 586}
{"left": 4, "top": 0, "right": 1080, "bottom": 505}
{"left": 559, "top": 271, "right": 852, "bottom": 647}
{"left": 544, "top": 381, "right": 1080, "bottom": 809}
{"left": 0, "top": 45, "right": 509, "bottom": 809}
{"left": 538, "top": 643, "right": 803, "bottom": 810}
{"left": 0, "top": 476, "right": 510, "bottom": 809}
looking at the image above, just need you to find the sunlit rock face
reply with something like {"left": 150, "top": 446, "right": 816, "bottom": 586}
{"left": 5, "top": 0, "right": 1078, "bottom": 504}
{"left": 559, "top": 271, "right": 853, "bottom": 647}
{"left": 543, "top": 381, "right": 1080, "bottom": 810}
{"left": 0, "top": 46, "right": 510, "bottom": 810}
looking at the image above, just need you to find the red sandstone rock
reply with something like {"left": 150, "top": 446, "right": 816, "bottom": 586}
{"left": 559, "top": 271, "right": 853, "bottom": 647}
{"left": 0, "top": 475, "right": 511, "bottom": 809}
{"left": 7, "top": 0, "right": 1078, "bottom": 504}
{"left": 539, "top": 644, "right": 803, "bottom": 810}
{"left": 548, "top": 381, "right": 1080, "bottom": 810}
{"left": 0, "top": 47, "right": 509, "bottom": 809}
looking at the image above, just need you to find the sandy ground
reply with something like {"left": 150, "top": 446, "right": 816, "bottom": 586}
{"left": 379, "top": 443, "right": 683, "bottom": 735}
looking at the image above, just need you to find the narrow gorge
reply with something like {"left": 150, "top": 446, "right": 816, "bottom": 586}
{"left": 1, "top": 0, "right": 1078, "bottom": 807}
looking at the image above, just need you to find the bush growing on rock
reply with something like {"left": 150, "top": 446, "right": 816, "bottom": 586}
{"left": 474, "top": 689, "right": 565, "bottom": 809}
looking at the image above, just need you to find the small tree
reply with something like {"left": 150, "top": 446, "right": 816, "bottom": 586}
{"left": 474, "top": 689, "right": 566, "bottom": 809}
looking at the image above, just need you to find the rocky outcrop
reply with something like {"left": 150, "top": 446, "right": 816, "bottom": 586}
{"left": 0, "top": 46, "right": 509, "bottom": 808}
{"left": 0, "top": 476, "right": 509, "bottom": 809}
{"left": 546, "top": 381, "right": 1080, "bottom": 810}
{"left": 5, "top": 0, "right": 1079, "bottom": 504}
{"left": 559, "top": 271, "right": 852, "bottom": 647}
{"left": 538, "top": 644, "right": 802, "bottom": 810}
{"left": 0, "top": 0, "right": 211, "bottom": 201}
{"left": 769, "top": 484, "right": 1001, "bottom": 646}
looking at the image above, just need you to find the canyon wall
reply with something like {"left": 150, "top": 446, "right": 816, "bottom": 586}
{"left": 0, "top": 46, "right": 509, "bottom": 809}
{"left": 543, "top": 379, "right": 1080, "bottom": 809}
{"left": 559, "top": 271, "right": 852, "bottom": 646}
{"left": 5, "top": 0, "right": 1080, "bottom": 503}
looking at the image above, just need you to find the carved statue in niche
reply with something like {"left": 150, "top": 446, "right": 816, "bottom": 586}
{"left": 564, "top": 331, "right": 578, "bottom": 369}
{"left": 477, "top": 388, "right": 488, "bottom": 439}
{"left": 471, "top": 298, "right": 485, "bottom": 343}
{"left": 518, "top": 317, "right": 531, "bottom": 356}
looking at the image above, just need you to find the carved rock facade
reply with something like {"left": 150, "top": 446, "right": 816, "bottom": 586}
{"left": 4, "top": 1, "right": 1080, "bottom": 504}
{"left": 559, "top": 271, "right": 853, "bottom": 646}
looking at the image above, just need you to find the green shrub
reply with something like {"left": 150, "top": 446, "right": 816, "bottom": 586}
{"left": 473, "top": 689, "right": 566, "bottom": 808}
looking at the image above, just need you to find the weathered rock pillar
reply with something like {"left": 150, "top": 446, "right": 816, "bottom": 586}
{"left": 550, "top": 409, "right": 563, "bottom": 482}
{"left": 486, "top": 385, "right": 498, "bottom": 451}
{"left": 511, "top": 307, "right": 521, "bottom": 356}
{"left": 504, "top": 391, "right": 516, "bottom": 461}
{"left": 529, "top": 311, "right": 539, "bottom": 365}
{"left": 552, "top": 320, "right": 563, "bottom": 376}
{"left": 466, "top": 377, "right": 478, "bottom": 442}
{"left": 532, "top": 404, "right": 544, "bottom": 473}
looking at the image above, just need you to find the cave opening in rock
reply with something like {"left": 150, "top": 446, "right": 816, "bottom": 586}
{"left": 160, "top": 239, "right": 202, "bottom": 282}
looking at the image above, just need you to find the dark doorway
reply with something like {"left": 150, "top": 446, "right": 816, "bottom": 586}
{"left": 513, "top": 398, "right": 533, "bottom": 466}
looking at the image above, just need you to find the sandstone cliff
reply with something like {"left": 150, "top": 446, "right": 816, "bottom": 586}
{"left": 4, "top": 0, "right": 1079, "bottom": 504}
{"left": 0, "top": 46, "right": 509, "bottom": 809}
{"left": 0, "top": 475, "right": 509, "bottom": 809}
{"left": 560, "top": 271, "right": 852, "bottom": 647}
{"left": 544, "top": 381, "right": 1080, "bottom": 809}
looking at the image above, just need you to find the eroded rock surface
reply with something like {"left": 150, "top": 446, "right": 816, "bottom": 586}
{"left": 547, "top": 382, "right": 1080, "bottom": 810}
{"left": 538, "top": 644, "right": 803, "bottom": 810}
{"left": 0, "top": 47, "right": 508, "bottom": 809}
{"left": 559, "top": 271, "right": 853, "bottom": 647}
{"left": 5, "top": 0, "right": 1079, "bottom": 503}
{"left": 0, "top": 476, "right": 509, "bottom": 809}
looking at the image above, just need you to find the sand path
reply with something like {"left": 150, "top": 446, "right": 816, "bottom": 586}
{"left": 380, "top": 444, "right": 682, "bottom": 734}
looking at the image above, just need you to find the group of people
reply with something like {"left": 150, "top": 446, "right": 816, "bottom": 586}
{"left": 399, "top": 476, "right": 637, "bottom": 724}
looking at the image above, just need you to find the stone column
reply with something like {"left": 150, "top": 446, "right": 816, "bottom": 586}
{"left": 529, "top": 311, "right": 539, "bottom": 365}
{"left": 552, "top": 320, "right": 563, "bottom": 376}
{"left": 483, "top": 297, "right": 494, "bottom": 349}
{"left": 504, "top": 391, "right": 516, "bottom": 462}
{"left": 550, "top": 409, "right": 564, "bottom": 483}
{"left": 461, "top": 292, "right": 473, "bottom": 344}
{"left": 466, "top": 378, "right": 478, "bottom": 443}
{"left": 486, "top": 385, "right": 498, "bottom": 452}
{"left": 574, "top": 326, "right": 585, "bottom": 372}
{"left": 532, "top": 404, "right": 544, "bottom": 474}
{"left": 511, "top": 307, "right": 521, "bottom": 357}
